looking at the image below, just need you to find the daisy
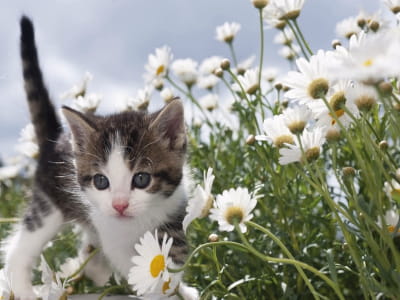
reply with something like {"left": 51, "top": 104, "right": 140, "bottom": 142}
{"left": 263, "top": 4, "right": 286, "bottom": 29}
{"left": 171, "top": 58, "right": 198, "bottom": 87}
{"left": 15, "top": 123, "right": 39, "bottom": 159}
{"left": 61, "top": 71, "right": 93, "bottom": 99}
{"left": 378, "top": 209, "right": 400, "bottom": 235}
{"left": 199, "top": 94, "right": 218, "bottom": 111}
{"left": 283, "top": 50, "right": 333, "bottom": 104}
{"left": 328, "top": 31, "right": 400, "bottom": 82}
{"left": 279, "top": 126, "right": 326, "bottom": 165}
{"left": 197, "top": 75, "right": 220, "bottom": 90}
{"left": 160, "top": 87, "right": 176, "bottom": 103}
{"left": 267, "top": 0, "right": 305, "bottom": 20}
{"left": 0, "top": 164, "right": 21, "bottom": 182}
{"left": 346, "top": 82, "right": 378, "bottom": 112}
{"left": 232, "top": 68, "right": 259, "bottom": 95}
{"left": 183, "top": 168, "right": 215, "bottom": 232}
{"left": 256, "top": 115, "right": 295, "bottom": 148}
{"left": 57, "top": 257, "right": 82, "bottom": 279}
{"left": 215, "top": 22, "right": 241, "bottom": 43}
{"left": 384, "top": 179, "right": 400, "bottom": 201}
{"left": 356, "top": 10, "right": 391, "bottom": 33}
{"left": 72, "top": 93, "right": 102, "bottom": 114}
{"left": 199, "top": 56, "right": 223, "bottom": 75}
{"left": 274, "top": 28, "right": 295, "bottom": 45}
{"left": 128, "top": 230, "right": 173, "bottom": 295}
{"left": 122, "top": 86, "right": 152, "bottom": 112}
{"left": 235, "top": 55, "right": 256, "bottom": 75}
{"left": 0, "top": 269, "right": 13, "bottom": 300}
{"left": 384, "top": 0, "right": 400, "bottom": 14}
{"left": 335, "top": 16, "right": 361, "bottom": 39}
{"left": 310, "top": 80, "right": 359, "bottom": 130}
{"left": 35, "top": 255, "right": 66, "bottom": 300}
{"left": 278, "top": 44, "right": 300, "bottom": 60}
{"left": 144, "top": 46, "right": 173, "bottom": 83}
{"left": 209, "top": 187, "right": 258, "bottom": 233}
{"left": 262, "top": 67, "right": 279, "bottom": 83}
{"left": 281, "top": 105, "right": 312, "bottom": 134}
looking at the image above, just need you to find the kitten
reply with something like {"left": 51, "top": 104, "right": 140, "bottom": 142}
{"left": 2, "top": 16, "right": 197, "bottom": 300}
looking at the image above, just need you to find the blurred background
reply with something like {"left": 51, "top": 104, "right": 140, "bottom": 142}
{"left": 0, "top": 0, "right": 381, "bottom": 159}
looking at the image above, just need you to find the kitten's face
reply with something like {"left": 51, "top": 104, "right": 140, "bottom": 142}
{"left": 63, "top": 100, "right": 186, "bottom": 218}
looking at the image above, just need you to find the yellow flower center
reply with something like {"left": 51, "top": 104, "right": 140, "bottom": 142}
{"left": 388, "top": 225, "right": 400, "bottom": 233}
{"left": 303, "top": 147, "right": 320, "bottom": 163}
{"left": 162, "top": 279, "right": 171, "bottom": 294}
{"left": 307, "top": 78, "right": 329, "bottom": 99}
{"left": 156, "top": 65, "right": 165, "bottom": 76}
{"left": 287, "top": 121, "right": 306, "bottom": 135}
{"left": 355, "top": 95, "right": 376, "bottom": 112}
{"left": 329, "top": 109, "right": 345, "bottom": 125}
{"left": 363, "top": 59, "right": 373, "bottom": 67}
{"left": 225, "top": 206, "right": 244, "bottom": 225}
{"left": 150, "top": 254, "right": 165, "bottom": 278}
{"left": 274, "top": 135, "right": 295, "bottom": 148}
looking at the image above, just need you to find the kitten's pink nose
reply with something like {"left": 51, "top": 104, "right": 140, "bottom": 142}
{"left": 112, "top": 201, "right": 129, "bottom": 215}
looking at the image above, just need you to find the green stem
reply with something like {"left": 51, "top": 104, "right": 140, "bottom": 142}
{"left": 286, "top": 21, "right": 309, "bottom": 59}
{"left": 67, "top": 248, "right": 99, "bottom": 280}
{"left": 292, "top": 19, "right": 313, "bottom": 56}
{"left": 257, "top": 7, "right": 266, "bottom": 121}
{"left": 97, "top": 286, "right": 125, "bottom": 300}
{"left": 228, "top": 42, "right": 238, "bottom": 67}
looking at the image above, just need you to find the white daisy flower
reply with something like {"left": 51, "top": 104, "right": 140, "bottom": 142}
{"left": 235, "top": 55, "right": 256, "bottom": 75}
{"left": 278, "top": 44, "right": 300, "bottom": 60}
{"left": 57, "top": 257, "right": 82, "bottom": 279}
{"left": 310, "top": 80, "right": 359, "bottom": 130}
{"left": 72, "top": 93, "right": 102, "bottom": 114}
{"left": 0, "top": 164, "right": 22, "bottom": 182}
{"left": 335, "top": 16, "right": 361, "bottom": 39}
{"left": 215, "top": 22, "right": 241, "bottom": 43}
{"left": 378, "top": 209, "right": 400, "bottom": 235}
{"left": 274, "top": 28, "right": 295, "bottom": 45}
{"left": 356, "top": 10, "right": 391, "bottom": 33}
{"left": 128, "top": 230, "right": 173, "bottom": 296}
{"left": 346, "top": 82, "right": 378, "bottom": 112}
{"left": 15, "top": 123, "right": 39, "bottom": 159}
{"left": 328, "top": 31, "right": 400, "bottom": 82}
{"left": 263, "top": 4, "right": 287, "bottom": 29}
{"left": 121, "top": 86, "right": 152, "bottom": 112}
{"left": 384, "top": 0, "right": 400, "bottom": 14}
{"left": 160, "top": 87, "right": 176, "bottom": 104}
{"left": 281, "top": 105, "right": 312, "bottom": 134}
{"left": 262, "top": 67, "right": 279, "bottom": 82}
{"left": 171, "top": 58, "right": 198, "bottom": 87}
{"left": 199, "top": 56, "right": 223, "bottom": 75}
{"left": 197, "top": 75, "right": 220, "bottom": 90}
{"left": 35, "top": 255, "right": 66, "bottom": 300}
{"left": 384, "top": 179, "right": 400, "bottom": 201}
{"left": 267, "top": 0, "right": 305, "bottom": 20}
{"left": 0, "top": 269, "right": 12, "bottom": 300}
{"left": 183, "top": 168, "right": 215, "bottom": 232}
{"left": 256, "top": 115, "right": 295, "bottom": 148}
{"left": 279, "top": 127, "right": 326, "bottom": 165}
{"left": 232, "top": 68, "right": 259, "bottom": 95}
{"left": 199, "top": 94, "right": 219, "bottom": 111}
{"left": 209, "top": 187, "right": 258, "bottom": 233}
{"left": 144, "top": 46, "right": 173, "bottom": 83}
{"left": 61, "top": 71, "right": 93, "bottom": 99}
{"left": 283, "top": 50, "right": 333, "bottom": 104}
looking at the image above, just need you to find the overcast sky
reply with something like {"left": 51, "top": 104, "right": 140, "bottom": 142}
{"left": 0, "top": 0, "right": 382, "bottom": 159}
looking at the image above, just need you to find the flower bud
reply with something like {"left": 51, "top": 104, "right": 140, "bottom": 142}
{"left": 208, "top": 233, "right": 219, "bottom": 242}
{"left": 342, "top": 166, "right": 356, "bottom": 178}
{"left": 326, "top": 128, "right": 341, "bottom": 142}
{"left": 214, "top": 68, "right": 224, "bottom": 78}
{"left": 368, "top": 21, "right": 380, "bottom": 32}
{"left": 378, "top": 81, "right": 393, "bottom": 95}
{"left": 274, "top": 82, "right": 283, "bottom": 91}
{"left": 246, "top": 134, "right": 256, "bottom": 145}
{"left": 251, "top": 0, "right": 269, "bottom": 9}
{"left": 379, "top": 140, "right": 389, "bottom": 150}
{"left": 220, "top": 58, "right": 231, "bottom": 70}
{"left": 331, "top": 39, "right": 341, "bottom": 49}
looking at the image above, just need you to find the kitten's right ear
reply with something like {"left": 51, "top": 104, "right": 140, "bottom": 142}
{"left": 62, "top": 106, "right": 97, "bottom": 150}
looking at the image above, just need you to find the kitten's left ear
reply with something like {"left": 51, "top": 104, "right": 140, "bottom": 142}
{"left": 150, "top": 99, "right": 186, "bottom": 150}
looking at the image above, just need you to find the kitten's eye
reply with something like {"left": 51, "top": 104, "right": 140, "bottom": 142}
{"left": 93, "top": 174, "right": 109, "bottom": 190}
{"left": 132, "top": 172, "right": 151, "bottom": 189}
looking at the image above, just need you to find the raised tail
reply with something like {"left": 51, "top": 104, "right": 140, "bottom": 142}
{"left": 20, "top": 16, "right": 62, "bottom": 149}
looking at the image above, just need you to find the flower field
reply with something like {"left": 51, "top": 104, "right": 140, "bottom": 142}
{"left": 1, "top": 0, "right": 400, "bottom": 299}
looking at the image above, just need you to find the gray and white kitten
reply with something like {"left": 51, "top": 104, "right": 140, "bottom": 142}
{"left": 2, "top": 16, "right": 197, "bottom": 300}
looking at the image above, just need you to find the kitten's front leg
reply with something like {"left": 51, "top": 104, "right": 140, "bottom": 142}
{"left": 2, "top": 208, "right": 63, "bottom": 300}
